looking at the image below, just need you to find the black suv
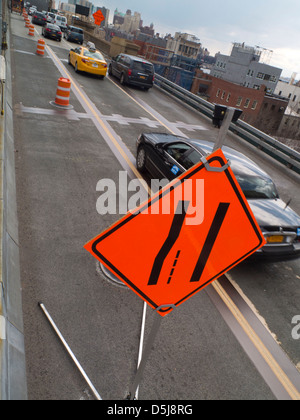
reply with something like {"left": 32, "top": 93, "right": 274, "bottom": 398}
{"left": 64, "top": 26, "right": 84, "bottom": 44}
{"left": 32, "top": 11, "right": 47, "bottom": 26}
{"left": 108, "top": 54, "right": 154, "bottom": 90}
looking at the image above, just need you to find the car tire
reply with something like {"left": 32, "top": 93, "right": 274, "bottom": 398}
{"left": 108, "top": 64, "right": 112, "bottom": 76}
{"left": 136, "top": 147, "right": 147, "bottom": 173}
{"left": 68, "top": 54, "right": 71, "bottom": 65}
{"left": 75, "top": 62, "right": 79, "bottom": 73}
{"left": 120, "top": 73, "right": 126, "bottom": 85}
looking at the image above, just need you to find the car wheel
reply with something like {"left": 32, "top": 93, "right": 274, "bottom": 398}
{"left": 108, "top": 64, "right": 112, "bottom": 76}
{"left": 68, "top": 54, "right": 71, "bottom": 65}
{"left": 120, "top": 73, "right": 126, "bottom": 85}
{"left": 136, "top": 147, "right": 147, "bottom": 173}
{"left": 75, "top": 61, "right": 79, "bottom": 73}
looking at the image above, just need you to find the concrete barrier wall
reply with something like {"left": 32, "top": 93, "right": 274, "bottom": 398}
{"left": 82, "top": 30, "right": 111, "bottom": 56}
{"left": 0, "top": 8, "right": 27, "bottom": 400}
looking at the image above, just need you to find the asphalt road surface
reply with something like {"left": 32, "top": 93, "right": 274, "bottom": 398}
{"left": 10, "top": 14, "right": 300, "bottom": 400}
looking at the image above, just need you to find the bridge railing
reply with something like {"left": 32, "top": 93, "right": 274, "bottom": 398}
{"left": 154, "top": 74, "right": 300, "bottom": 175}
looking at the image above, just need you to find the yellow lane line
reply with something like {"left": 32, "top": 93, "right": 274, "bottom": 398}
{"left": 213, "top": 280, "right": 300, "bottom": 400}
{"left": 45, "top": 45, "right": 146, "bottom": 186}
{"left": 45, "top": 44, "right": 300, "bottom": 400}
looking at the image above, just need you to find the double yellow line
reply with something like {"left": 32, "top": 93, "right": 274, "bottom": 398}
{"left": 45, "top": 44, "right": 300, "bottom": 401}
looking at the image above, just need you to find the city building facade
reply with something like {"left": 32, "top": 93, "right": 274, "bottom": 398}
{"left": 191, "top": 69, "right": 288, "bottom": 134}
{"left": 113, "top": 9, "right": 141, "bottom": 34}
{"left": 275, "top": 76, "right": 300, "bottom": 115}
{"left": 166, "top": 32, "right": 202, "bottom": 60}
{"left": 212, "top": 43, "right": 282, "bottom": 94}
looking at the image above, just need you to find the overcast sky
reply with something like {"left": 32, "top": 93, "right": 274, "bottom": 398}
{"left": 94, "top": 0, "right": 300, "bottom": 78}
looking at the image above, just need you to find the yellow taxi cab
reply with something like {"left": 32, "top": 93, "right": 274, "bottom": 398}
{"left": 68, "top": 43, "right": 107, "bottom": 78}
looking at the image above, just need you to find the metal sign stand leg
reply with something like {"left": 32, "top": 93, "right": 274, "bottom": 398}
{"left": 127, "top": 304, "right": 176, "bottom": 400}
{"left": 39, "top": 302, "right": 102, "bottom": 401}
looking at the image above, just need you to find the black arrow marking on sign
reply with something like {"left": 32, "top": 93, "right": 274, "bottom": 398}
{"left": 190, "top": 202, "right": 230, "bottom": 282}
{"left": 148, "top": 201, "right": 189, "bottom": 286}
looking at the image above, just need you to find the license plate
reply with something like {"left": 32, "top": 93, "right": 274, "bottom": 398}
{"left": 140, "top": 75, "right": 146, "bottom": 79}
{"left": 92, "top": 63, "right": 98, "bottom": 68}
{"left": 267, "top": 235, "right": 284, "bottom": 243}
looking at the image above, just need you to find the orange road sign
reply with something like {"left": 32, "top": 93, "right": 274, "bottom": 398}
{"left": 84, "top": 149, "right": 266, "bottom": 316}
{"left": 93, "top": 10, "right": 105, "bottom": 26}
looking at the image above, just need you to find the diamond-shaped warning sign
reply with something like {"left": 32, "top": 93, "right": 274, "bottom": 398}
{"left": 93, "top": 10, "right": 105, "bottom": 26}
{"left": 84, "top": 149, "right": 265, "bottom": 316}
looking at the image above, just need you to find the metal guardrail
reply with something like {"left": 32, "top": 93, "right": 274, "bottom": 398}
{"left": 154, "top": 74, "right": 300, "bottom": 175}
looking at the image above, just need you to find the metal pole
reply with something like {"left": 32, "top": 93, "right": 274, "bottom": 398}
{"left": 213, "top": 107, "right": 235, "bottom": 152}
{"left": 39, "top": 302, "right": 102, "bottom": 401}
{"left": 128, "top": 311, "right": 163, "bottom": 400}
{"left": 135, "top": 302, "right": 147, "bottom": 400}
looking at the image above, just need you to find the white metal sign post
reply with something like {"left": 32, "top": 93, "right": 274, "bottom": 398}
{"left": 127, "top": 304, "right": 176, "bottom": 400}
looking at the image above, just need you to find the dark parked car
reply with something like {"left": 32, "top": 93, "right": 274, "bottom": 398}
{"left": 32, "top": 11, "right": 47, "bottom": 26}
{"left": 109, "top": 54, "right": 154, "bottom": 90}
{"left": 64, "top": 26, "right": 84, "bottom": 44}
{"left": 136, "top": 133, "right": 300, "bottom": 260}
{"left": 42, "top": 23, "right": 62, "bottom": 41}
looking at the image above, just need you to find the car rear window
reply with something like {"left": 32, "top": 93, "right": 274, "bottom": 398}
{"left": 132, "top": 61, "right": 154, "bottom": 73}
{"left": 83, "top": 50, "right": 104, "bottom": 61}
{"left": 35, "top": 12, "right": 45, "bottom": 17}
{"left": 48, "top": 24, "right": 60, "bottom": 30}
{"left": 71, "top": 28, "right": 83, "bottom": 34}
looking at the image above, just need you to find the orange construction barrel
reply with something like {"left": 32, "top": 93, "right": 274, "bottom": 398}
{"left": 54, "top": 78, "right": 72, "bottom": 108}
{"left": 28, "top": 25, "right": 35, "bottom": 36}
{"left": 36, "top": 39, "right": 45, "bottom": 56}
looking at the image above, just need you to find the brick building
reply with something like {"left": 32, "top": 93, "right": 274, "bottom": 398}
{"left": 191, "top": 69, "right": 288, "bottom": 134}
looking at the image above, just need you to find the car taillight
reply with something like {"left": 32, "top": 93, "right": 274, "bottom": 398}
{"left": 103, "top": 64, "right": 107, "bottom": 68}
{"left": 58, "top": 31, "right": 62, "bottom": 35}
{"left": 128, "top": 69, "right": 132, "bottom": 76}
{"left": 46, "top": 28, "right": 51, "bottom": 32}
{"left": 81, "top": 58, "right": 89, "bottom": 63}
{"left": 34, "top": 15, "right": 37, "bottom": 18}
